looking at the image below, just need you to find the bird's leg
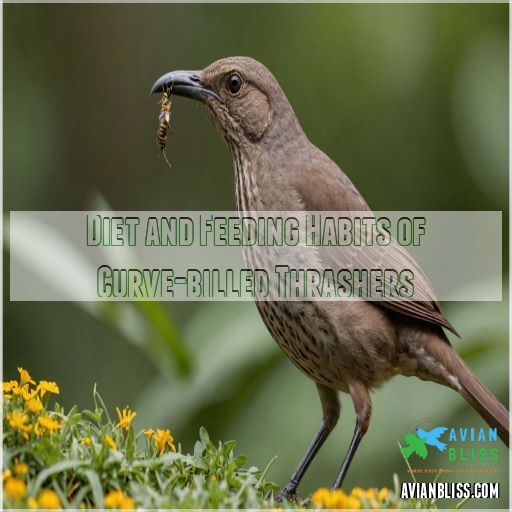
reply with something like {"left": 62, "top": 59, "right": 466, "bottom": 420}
{"left": 275, "top": 385, "right": 340, "bottom": 502}
{"left": 332, "top": 424, "right": 364, "bottom": 490}
{"left": 275, "top": 422, "right": 330, "bottom": 502}
{"left": 332, "top": 381, "right": 372, "bottom": 490}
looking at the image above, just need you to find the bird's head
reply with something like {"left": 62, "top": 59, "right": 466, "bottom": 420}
{"left": 151, "top": 56, "right": 303, "bottom": 148}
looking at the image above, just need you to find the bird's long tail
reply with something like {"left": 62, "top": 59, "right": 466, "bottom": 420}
{"left": 454, "top": 353, "right": 509, "bottom": 446}
{"left": 428, "top": 337, "right": 509, "bottom": 446}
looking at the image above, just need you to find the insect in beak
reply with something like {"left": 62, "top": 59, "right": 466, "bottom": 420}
{"left": 156, "top": 89, "right": 173, "bottom": 169}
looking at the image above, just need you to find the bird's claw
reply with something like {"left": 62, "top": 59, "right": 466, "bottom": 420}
{"left": 275, "top": 483, "right": 299, "bottom": 503}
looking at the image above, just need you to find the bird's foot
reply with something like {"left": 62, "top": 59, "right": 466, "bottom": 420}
{"left": 275, "top": 483, "right": 299, "bottom": 503}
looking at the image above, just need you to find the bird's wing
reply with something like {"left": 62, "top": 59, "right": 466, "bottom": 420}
{"left": 429, "top": 427, "right": 448, "bottom": 438}
{"left": 403, "top": 433, "right": 418, "bottom": 446}
{"left": 417, "top": 442, "right": 428, "bottom": 459}
{"left": 404, "top": 434, "right": 428, "bottom": 458}
{"left": 291, "top": 149, "right": 459, "bottom": 337}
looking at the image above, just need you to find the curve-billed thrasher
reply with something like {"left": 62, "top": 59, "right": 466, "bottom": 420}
{"left": 151, "top": 57, "right": 509, "bottom": 499}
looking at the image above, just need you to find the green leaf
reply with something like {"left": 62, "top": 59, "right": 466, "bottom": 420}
{"left": 134, "top": 301, "right": 193, "bottom": 377}
{"left": 193, "top": 440, "right": 204, "bottom": 459}
{"left": 33, "top": 459, "right": 85, "bottom": 493}
{"left": 93, "top": 385, "right": 112, "bottom": 426}
{"left": 84, "top": 470, "right": 104, "bottom": 508}
{"left": 51, "top": 481, "right": 70, "bottom": 509}
{"left": 235, "top": 454, "right": 247, "bottom": 467}
{"left": 199, "top": 426, "right": 209, "bottom": 447}
{"left": 70, "top": 483, "right": 92, "bottom": 509}
{"left": 223, "top": 440, "right": 237, "bottom": 455}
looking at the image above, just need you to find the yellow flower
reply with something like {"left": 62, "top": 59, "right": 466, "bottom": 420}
{"left": 3, "top": 469, "right": 12, "bottom": 480}
{"left": 34, "top": 424, "right": 44, "bottom": 436}
{"left": 153, "top": 428, "right": 176, "bottom": 454}
{"left": 104, "top": 489, "right": 136, "bottom": 509}
{"left": 120, "top": 495, "right": 136, "bottom": 509}
{"left": 4, "top": 476, "right": 26, "bottom": 499}
{"left": 143, "top": 428, "right": 155, "bottom": 440}
{"left": 37, "top": 489, "right": 61, "bottom": 509}
{"left": 21, "top": 386, "right": 38, "bottom": 402}
{"left": 27, "top": 496, "right": 38, "bottom": 509}
{"left": 12, "top": 384, "right": 28, "bottom": 396}
{"left": 13, "top": 459, "right": 28, "bottom": 476}
{"left": 116, "top": 406, "right": 137, "bottom": 431}
{"left": 105, "top": 490, "right": 124, "bottom": 508}
{"left": 378, "top": 487, "right": 390, "bottom": 501}
{"left": 311, "top": 487, "right": 333, "bottom": 508}
{"left": 3, "top": 380, "right": 20, "bottom": 401}
{"left": 104, "top": 434, "right": 117, "bottom": 450}
{"left": 18, "top": 367, "right": 35, "bottom": 386}
{"left": 311, "top": 488, "right": 350, "bottom": 508}
{"left": 37, "top": 380, "right": 60, "bottom": 397}
{"left": 332, "top": 489, "right": 349, "bottom": 508}
{"left": 3, "top": 380, "right": 18, "bottom": 393}
{"left": 27, "top": 395, "right": 43, "bottom": 414}
{"left": 365, "top": 487, "right": 377, "bottom": 499}
{"left": 345, "top": 495, "right": 361, "bottom": 509}
{"left": 37, "top": 415, "right": 62, "bottom": 433}
{"left": 7, "top": 410, "right": 29, "bottom": 429}
{"left": 82, "top": 436, "right": 92, "bottom": 445}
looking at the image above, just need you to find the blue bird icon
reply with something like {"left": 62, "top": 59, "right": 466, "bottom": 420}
{"left": 417, "top": 427, "right": 448, "bottom": 452}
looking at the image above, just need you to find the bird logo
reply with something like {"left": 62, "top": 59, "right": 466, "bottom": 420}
{"left": 400, "top": 433, "right": 428, "bottom": 460}
{"left": 417, "top": 426, "right": 448, "bottom": 452}
{"left": 400, "top": 426, "right": 448, "bottom": 460}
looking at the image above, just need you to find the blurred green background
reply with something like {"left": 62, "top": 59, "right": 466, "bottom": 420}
{"left": 4, "top": 3, "right": 509, "bottom": 508}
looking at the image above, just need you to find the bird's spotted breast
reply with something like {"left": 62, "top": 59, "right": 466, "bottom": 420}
{"left": 256, "top": 300, "right": 343, "bottom": 389}
{"left": 232, "top": 149, "right": 344, "bottom": 390}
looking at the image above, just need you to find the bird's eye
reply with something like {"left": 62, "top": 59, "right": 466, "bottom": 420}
{"left": 227, "top": 73, "right": 243, "bottom": 94}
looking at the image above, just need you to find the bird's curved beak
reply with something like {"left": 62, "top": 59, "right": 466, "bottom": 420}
{"left": 150, "top": 70, "right": 219, "bottom": 101}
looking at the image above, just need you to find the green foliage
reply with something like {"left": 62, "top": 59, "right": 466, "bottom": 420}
{"left": 3, "top": 376, "right": 281, "bottom": 508}
{"left": 3, "top": 370, "right": 415, "bottom": 509}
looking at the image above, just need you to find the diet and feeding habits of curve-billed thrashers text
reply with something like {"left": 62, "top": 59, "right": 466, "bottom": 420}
{"left": 151, "top": 56, "right": 509, "bottom": 500}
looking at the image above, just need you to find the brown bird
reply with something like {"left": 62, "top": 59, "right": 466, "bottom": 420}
{"left": 151, "top": 57, "right": 509, "bottom": 500}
